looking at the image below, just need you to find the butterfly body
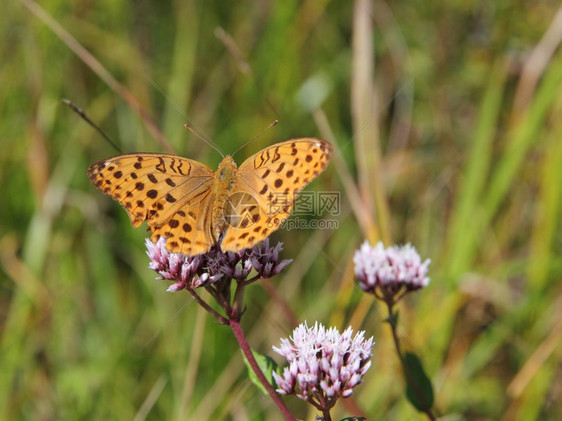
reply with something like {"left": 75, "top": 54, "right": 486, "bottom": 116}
{"left": 211, "top": 156, "right": 238, "bottom": 242}
{"left": 88, "top": 138, "right": 333, "bottom": 256}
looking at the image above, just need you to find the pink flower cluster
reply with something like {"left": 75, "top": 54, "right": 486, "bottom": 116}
{"left": 145, "top": 237, "right": 292, "bottom": 291}
{"left": 353, "top": 241, "right": 430, "bottom": 300}
{"left": 273, "top": 322, "right": 374, "bottom": 411}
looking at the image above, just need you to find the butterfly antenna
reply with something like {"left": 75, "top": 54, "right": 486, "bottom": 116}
{"left": 142, "top": 72, "right": 225, "bottom": 157}
{"left": 184, "top": 125, "right": 224, "bottom": 158}
{"left": 231, "top": 120, "right": 278, "bottom": 158}
{"left": 62, "top": 99, "right": 123, "bottom": 153}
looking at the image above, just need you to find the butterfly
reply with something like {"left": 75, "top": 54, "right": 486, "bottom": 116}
{"left": 88, "top": 138, "right": 333, "bottom": 256}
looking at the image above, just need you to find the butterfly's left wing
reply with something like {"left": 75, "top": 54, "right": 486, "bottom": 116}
{"left": 88, "top": 153, "right": 217, "bottom": 256}
{"left": 219, "top": 138, "right": 333, "bottom": 252}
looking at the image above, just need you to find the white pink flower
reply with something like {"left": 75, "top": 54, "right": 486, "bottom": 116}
{"left": 272, "top": 322, "right": 374, "bottom": 411}
{"left": 145, "top": 237, "right": 292, "bottom": 291}
{"left": 353, "top": 241, "right": 430, "bottom": 301}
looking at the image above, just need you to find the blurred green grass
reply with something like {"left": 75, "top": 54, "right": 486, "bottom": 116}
{"left": 2, "top": 0, "right": 562, "bottom": 419}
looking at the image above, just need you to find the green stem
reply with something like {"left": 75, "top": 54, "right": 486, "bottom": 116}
{"left": 386, "top": 302, "right": 436, "bottom": 421}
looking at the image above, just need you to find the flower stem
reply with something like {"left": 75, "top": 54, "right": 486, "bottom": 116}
{"left": 386, "top": 302, "right": 436, "bottom": 421}
{"left": 187, "top": 288, "right": 228, "bottom": 324}
{"left": 232, "top": 282, "right": 246, "bottom": 319}
{"left": 321, "top": 409, "right": 332, "bottom": 420}
{"left": 229, "top": 318, "right": 296, "bottom": 421}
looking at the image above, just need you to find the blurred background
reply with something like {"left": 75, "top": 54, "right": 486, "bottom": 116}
{"left": 1, "top": 0, "right": 561, "bottom": 419}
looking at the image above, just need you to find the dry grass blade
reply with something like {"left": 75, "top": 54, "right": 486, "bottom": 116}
{"left": 351, "top": 0, "right": 390, "bottom": 244}
{"left": 512, "top": 7, "right": 562, "bottom": 116}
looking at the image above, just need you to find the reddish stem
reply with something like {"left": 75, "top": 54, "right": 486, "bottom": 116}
{"left": 321, "top": 409, "right": 332, "bottom": 421}
{"left": 229, "top": 318, "right": 296, "bottom": 421}
{"left": 187, "top": 288, "right": 228, "bottom": 324}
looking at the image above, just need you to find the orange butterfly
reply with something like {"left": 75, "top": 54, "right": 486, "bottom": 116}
{"left": 88, "top": 139, "right": 333, "bottom": 256}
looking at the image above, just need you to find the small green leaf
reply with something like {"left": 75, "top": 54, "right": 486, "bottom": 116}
{"left": 241, "top": 349, "right": 279, "bottom": 396}
{"left": 403, "top": 351, "right": 434, "bottom": 412}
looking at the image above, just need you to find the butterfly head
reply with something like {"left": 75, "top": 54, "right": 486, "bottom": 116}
{"left": 217, "top": 155, "right": 238, "bottom": 174}
{"left": 217, "top": 155, "right": 238, "bottom": 181}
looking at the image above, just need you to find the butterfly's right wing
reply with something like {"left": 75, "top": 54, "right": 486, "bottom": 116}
{"left": 219, "top": 139, "right": 333, "bottom": 252}
{"left": 88, "top": 153, "right": 217, "bottom": 255}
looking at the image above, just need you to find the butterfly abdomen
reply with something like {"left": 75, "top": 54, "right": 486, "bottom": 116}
{"left": 211, "top": 156, "right": 239, "bottom": 242}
